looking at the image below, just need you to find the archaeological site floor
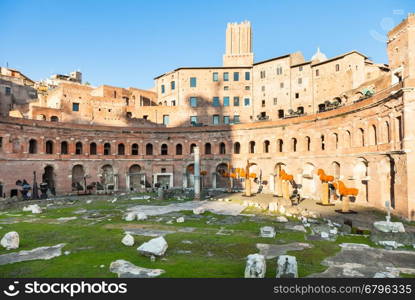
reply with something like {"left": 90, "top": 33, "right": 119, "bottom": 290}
{"left": 0, "top": 193, "right": 414, "bottom": 278}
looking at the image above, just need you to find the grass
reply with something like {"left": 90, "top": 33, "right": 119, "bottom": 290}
{"left": 0, "top": 194, "right": 414, "bottom": 278}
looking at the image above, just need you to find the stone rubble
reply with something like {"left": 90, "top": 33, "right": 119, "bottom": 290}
{"left": 109, "top": 259, "right": 165, "bottom": 278}
{"left": 0, "top": 231, "right": 19, "bottom": 250}
{"left": 137, "top": 236, "right": 168, "bottom": 257}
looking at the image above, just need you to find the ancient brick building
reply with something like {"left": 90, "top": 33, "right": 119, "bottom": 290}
{"left": 0, "top": 14, "right": 414, "bottom": 220}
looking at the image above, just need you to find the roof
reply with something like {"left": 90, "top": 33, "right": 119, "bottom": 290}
{"left": 154, "top": 66, "right": 253, "bottom": 80}
{"left": 252, "top": 54, "right": 291, "bottom": 66}
{"left": 311, "top": 50, "right": 368, "bottom": 67}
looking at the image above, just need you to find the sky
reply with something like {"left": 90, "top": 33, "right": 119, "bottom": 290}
{"left": 0, "top": 0, "right": 413, "bottom": 89}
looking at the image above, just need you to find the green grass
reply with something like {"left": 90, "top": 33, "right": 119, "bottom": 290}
{"left": 0, "top": 194, "right": 414, "bottom": 278}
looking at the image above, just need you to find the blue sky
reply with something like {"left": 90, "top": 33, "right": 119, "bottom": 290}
{"left": 0, "top": 0, "right": 413, "bottom": 89}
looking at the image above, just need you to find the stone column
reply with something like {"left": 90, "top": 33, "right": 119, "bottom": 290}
{"left": 194, "top": 146, "right": 201, "bottom": 200}
{"left": 321, "top": 182, "right": 329, "bottom": 205}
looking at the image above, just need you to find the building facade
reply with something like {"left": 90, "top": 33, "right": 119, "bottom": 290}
{"left": 0, "top": 15, "right": 415, "bottom": 220}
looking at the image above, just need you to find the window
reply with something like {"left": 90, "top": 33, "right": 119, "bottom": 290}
{"left": 276, "top": 66, "right": 283, "bottom": 75}
{"left": 260, "top": 70, "right": 266, "bottom": 79}
{"left": 5, "top": 87, "right": 11, "bottom": 96}
{"left": 75, "top": 142, "right": 82, "bottom": 155}
{"left": 143, "top": 115, "right": 148, "bottom": 120}
{"left": 219, "top": 142, "right": 226, "bottom": 154}
{"left": 261, "top": 100, "right": 266, "bottom": 107}
{"left": 90, "top": 142, "right": 97, "bottom": 155}
{"left": 176, "top": 144, "right": 183, "bottom": 155}
{"left": 233, "top": 97, "right": 239, "bottom": 106}
{"left": 321, "top": 135, "right": 325, "bottom": 150}
{"left": 190, "top": 97, "right": 197, "bottom": 107}
{"left": 190, "top": 116, "right": 198, "bottom": 125}
{"left": 45, "top": 140, "right": 53, "bottom": 154}
{"left": 298, "top": 78, "right": 302, "bottom": 84}
{"left": 280, "top": 82, "right": 284, "bottom": 88}
{"left": 224, "top": 86, "right": 229, "bottom": 91}
{"left": 244, "top": 98, "right": 250, "bottom": 106}
{"left": 190, "top": 143, "right": 196, "bottom": 154}
{"left": 299, "top": 66, "right": 303, "bottom": 72}
{"left": 117, "top": 143, "right": 125, "bottom": 155}
{"left": 161, "top": 144, "right": 168, "bottom": 155}
{"left": 146, "top": 143, "right": 153, "bottom": 155}
{"left": 213, "top": 72, "right": 219, "bottom": 82}
{"left": 223, "top": 97, "right": 230, "bottom": 106}
{"left": 190, "top": 77, "right": 197, "bottom": 87}
{"left": 213, "top": 115, "right": 220, "bottom": 125}
{"left": 163, "top": 115, "right": 170, "bottom": 125}
{"left": 72, "top": 103, "right": 79, "bottom": 112}
{"left": 171, "top": 100, "right": 176, "bottom": 106}
{"left": 335, "top": 64, "right": 340, "bottom": 72}
{"left": 51, "top": 116, "right": 59, "bottom": 122}
{"left": 277, "top": 139, "right": 283, "bottom": 152}
{"left": 278, "top": 109, "right": 284, "bottom": 118}
{"left": 234, "top": 142, "right": 241, "bottom": 154}
{"left": 233, "top": 72, "right": 239, "bottom": 81}
{"left": 295, "top": 93, "right": 299, "bottom": 99}
{"left": 249, "top": 141, "right": 256, "bottom": 153}
{"left": 316, "top": 69, "right": 319, "bottom": 76}
{"left": 171, "top": 81, "right": 175, "bottom": 90}
{"left": 264, "top": 140, "right": 270, "bottom": 153}
{"left": 131, "top": 143, "right": 139, "bottom": 155}
{"left": 213, "top": 97, "right": 220, "bottom": 107}
{"left": 273, "top": 98, "right": 278, "bottom": 105}
{"left": 233, "top": 115, "right": 240, "bottom": 123}
{"left": 292, "top": 138, "right": 297, "bottom": 152}
{"left": 261, "top": 86, "right": 265, "bottom": 92}
{"left": 223, "top": 72, "right": 229, "bottom": 81}
{"left": 297, "top": 106, "right": 304, "bottom": 114}
{"left": 61, "top": 141, "right": 68, "bottom": 154}
{"left": 223, "top": 116, "right": 230, "bottom": 124}
{"left": 161, "top": 85, "right": 165, "bottom": 93}
{"left": 205, "top": 143, "right": 211, "bottom": 154}
{"left": 104, "top": 143, "right": 111, "bottom": 155}
{"left": 305, "top": 136, "right": 311, "bottom": 151}
{"left": 245, "top": 86, "right": 250, "bottom": 90}
{"left": 245, "top": 71, "right": 250, "bottom": 80}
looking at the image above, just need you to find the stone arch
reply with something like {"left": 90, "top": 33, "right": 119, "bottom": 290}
{"left": 118, "top": 143, "right": 125, "bottom": 155}
{"left": 369, "top": 124, "right": 377, "bottom": 145}
{"left": 302, "top": 162, "right": 317, "bottom": 198}
{"left": 104, "top": 143, "right": 111, "bottom": 155}
{"left": 344, "top": 130, "right": 352, "bottom": 148}
{"left": 131, "top": 143, "right": 139, "bottom": 155}
{"left": 71, "top": 164, "right": 84, "bottom": 191}
{"left": 353, "top": 158, "right": 369, "bottom": 203}
{"left": 160, "top": 143, "right": 168, "bottom": 155}
{"left": 249, "top": 141, "right": 256, "bottom": 153}
{"left": 50, "top": 116, "right": 59, "bottom": 122}
{"left": 190, "top": 143, "right": 196, "bottom": 154}
{"left": 263, "top": 140, "right": 270, "bottom": 153}
{"left": 100, "top": 164, "right": 116, "bottom": 191}
{"left": 305, "top": 136, "right": 311, "bottom": 151}
{"left": 205, "top": 143, "right": 212, "bottom": 154}
{"left": 186, "top": 163, "right": 195, "bottom": 188}
{"left": 75, "top": 142, "right": 83, "bottom": 155}
{"left": 332, "top": 161, "right": 340, "bottom": 179}
{"left": 291, "top": 138, "right": 297, "bottom": 152}
{"left": 273, "top": 162, "right": 286, "bottom": 196}
{"left": 61, "top": 141, "right": 68, "bottom": 154}
{"left": 357, "top": 128, "right": 365, "bottom": 147}
{"left": 42, "top": 165, "right": 56, "bottom": 195}
{"left": 146, "top": 143, "right": 153, "bottom": 155}
{"left": 37, "top": 114, "right": 46, "bottom": 121}
{"left": 277, "top": 139, "right": 283, "bottom": 152}
{"left": 216, "top": 163, "right": 229, "bottom": 189}
{"left": 128, "top": 164, "right": 143, "bottom": 191}
{"left": 383, "top": 120, "right": 391, "bottom": 143}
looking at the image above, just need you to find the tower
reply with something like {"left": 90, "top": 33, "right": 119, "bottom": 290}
{"left": 223, "top": 21, "right": 254, "bottom": 67}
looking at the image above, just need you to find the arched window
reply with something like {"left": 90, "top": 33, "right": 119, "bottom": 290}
{"left": 45, "top": 140, "right": 53, "bottom": 154}
{"left": 131, "top": 143, "right": 139, "bottom": 155}
{"left": 118, "top": 143, "right": 125, "bottom": 155}
{"left": 205, "top": 143, "right": 212, "bottom": 154}
{"left": 50, "top": 116, "right": 59, "bottom": 122}
{"left": 234, "top": 142, "right": 241, "bottom": 154}
{"left": 104, "top": 143, "right": 111, "bottom": 155}
{"left": 219, "top": 142, "right": 226, "bottom": 154}
{"left": 61, "top": 141, "right": 68, "bottom": 154}
{"left": 29, "top": 139, "right": 37, "bottom": 154}
{"left": 305, "top": 136, "right": 311, "bottom": 151}
{"left": 146, "top": 143, "right": 153, "bottom": 155}
{"left": 277, "top": 139, "right": 283, "bottom": 152}
{"left": 176, "top": 144, "right": 182, "bottom": 155}
{"left": 161, "top": 144, "right": 168, "bottom": 155}
{"left": 75, "top": 142, "right": 83, "bottom": 155}
{"left": 90, "top": 142, "right": 97, "bottom": 155}
{"left": 359, "top": 128, "right": 365, "bottom": 146}
{"left": 332, "top": 161, "right": 340, "bottom": 179}
{"left": 345, "top": 130, "right": 352, "bottom": 147}
{"left": 321, "top": 135, "right": 325, "bottom": 150}
{"left": 263, "top": 140, "right": 270, "bottom": 153}
{"left": 370, "top": 125, "right": 377, "bottom": 145}
{"left": 292, "top": 138, "right": 297, "bottom": 152}
{"left": 249, "top": 141, "right": 256, "bottom": 153}
{"left": 333, "top": 133, "right": 338, "bottom": 149}
{"left": 190, "top": 143, "right": 196, "bottom": 154}
{"left": 384, "top": 121, "right": 390, "bottom": 143}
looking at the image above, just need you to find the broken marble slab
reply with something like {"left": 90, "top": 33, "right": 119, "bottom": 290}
{"left": 56, "top": 216, "right": 77, "bottom": 222}
{"left": 109, "top": 259, "right": 165, "bottom": 278}
{"left": 0, "top": 243, "right": 66, "bottom": 265}
{"left": 308, "top": 243, "right": 415, "bottom": 278}
{"left": 256, "top": 242, "right": 313, "bottom": 259}
{"left": 125, "top": 228, "right": 175, "bottom": 237}
{"left": 130, "top": 195, "right": 152, "bottom": 200}
{"left": 285, "top": 224, "right": 307, "bottom": 233}
{"left": 127, "top": 200, "right": 245, "bottom": 217}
